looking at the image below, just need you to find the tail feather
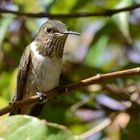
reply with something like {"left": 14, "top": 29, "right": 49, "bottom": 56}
{"left": 9, "top": 95, "right": 21, "bottom": 115}
{"left": 30, "top": 103, "right": 45, "bottom": 117}
{"left": 9, "top": 109, "right": 21, "bottom": 116}
{"left": 9, "top": 103, "right": 44, "bottom": 117}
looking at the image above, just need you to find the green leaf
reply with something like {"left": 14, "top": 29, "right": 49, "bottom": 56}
{"left": 84, "top": 35, "right": 109, "bottom": 68}
{"left": 13, "top": 0, "right": 42, "bottom": 12}
{"left": 0, "top": 115, "right": 47, "bottom": 140}
{"left": 0, "top": 97, "right": 8, "bottom": 108}
{"left": 112, "top": 0, "right": 134, "bottom": 42}
{"left": 0, "top": 15, "right": 14, "bottom": 47}
{"left": 51, "top": 0, "right": 76, "bottom": 13}
{"left": 0, "top": 72, "right": 11, "bottom": 99}
{"left": 9, "top": 69, "right": 17, "bottom": 98}
{"left": 0, "top": 115, "right": 78, "bottom": 140}
{"left": 121, "top": 118, "right": 140, "bottom": 140}
{"left": 47, "top": 123, "right": 78, "bottom": 140}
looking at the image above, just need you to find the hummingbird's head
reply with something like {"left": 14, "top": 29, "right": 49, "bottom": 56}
{"left": 39, "top": 20, "right": 67, "bottom": 38}
{"left": 35, "top": 20, "right": 80, "bottom": 58}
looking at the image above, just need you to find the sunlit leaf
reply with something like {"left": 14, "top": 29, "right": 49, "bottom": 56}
{"left": 47, "top": 122, "right": 79, "bottom": 140}
{"left": 84, "top": 35, "right": 109, "bottom": 68}
{"left": 0, "top": 97, "right": 8, "bottom": 108}
{"left": 9, "top": 69, "right": 17, "bottom": 98}
{"left": 0, "top": 115, "right": 78, "bottom": 140}
{"left": 0, "top": 15, "right": 14, "bottom": 47}
{"left": 0, "top": 97, "right": 9, "bottom": 118}
{"left": 13, "top": 0, "right": 42, "bottom": 12}
{"left": 112, "top": 0, "right": 134, "bottom": 43}
{"left": 0, "top": 72, "right": 11, "bottom": 100}
{"left": 51, "top": 0, "right": 76, "bottom": 13}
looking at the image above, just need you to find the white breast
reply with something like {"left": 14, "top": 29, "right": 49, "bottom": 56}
{"left": 30, "top": 41, "right": 62, "bottom": 92}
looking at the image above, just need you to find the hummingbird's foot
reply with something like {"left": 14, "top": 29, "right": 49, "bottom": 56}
{"left": 9, "top": 101, "right": 15, "bottom": 105}
{"left": 36, "top": 92, "right": 47, "bottom": 103}
{"left": 9, "top": 96, "right": 16, "bottom": 105}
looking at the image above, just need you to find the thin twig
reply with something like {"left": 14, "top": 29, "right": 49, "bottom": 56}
{"left": 0, "top": 67, "right": 140, "bottom": 116}
{"left": 0, "top": 4, "right": 140, "bottom": 18}
{"left": 78, "top": 118, "right": 111, "bottom": 139}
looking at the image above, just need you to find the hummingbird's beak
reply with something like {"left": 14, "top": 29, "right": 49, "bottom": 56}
{"left": 64, "top": 31, "right": 80, "bottom": 35}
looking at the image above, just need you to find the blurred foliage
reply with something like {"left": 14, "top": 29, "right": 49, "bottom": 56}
{"left": 0, "top": 0, "right": 140, "bottom": 140}
{"left": 0, "top": 115, "right": 78, "bottom": 140}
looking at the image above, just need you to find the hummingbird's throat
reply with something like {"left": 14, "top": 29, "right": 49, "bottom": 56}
{"left": 32, "top": 35, "right": 67, "bottom": 58}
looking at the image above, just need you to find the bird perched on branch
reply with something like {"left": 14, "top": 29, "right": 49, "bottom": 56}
{"left": 10, "top": 20, "right": 80, "bottom": 116}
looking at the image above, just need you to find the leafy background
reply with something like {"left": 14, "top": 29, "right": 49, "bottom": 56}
{"left": 0, "top": 0, "right": 140, "bottom": 140}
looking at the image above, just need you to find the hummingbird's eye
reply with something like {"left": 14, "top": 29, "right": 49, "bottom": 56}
{"left": 46, "top": 28, "right": 54, "bottom": 33}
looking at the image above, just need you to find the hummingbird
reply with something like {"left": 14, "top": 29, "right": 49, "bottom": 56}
{"left": 10, "top": 20, "right": 80, "bottom": 116}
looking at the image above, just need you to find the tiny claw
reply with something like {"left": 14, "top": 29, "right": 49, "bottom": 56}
{"left": 9, "top": 96, "right": 16, "bottom": 105}
{"left": 9, "top": 101, "right": 15, "bottom": 105}
{"left": 36, "top": 92, "right": 47, "bottom": 103}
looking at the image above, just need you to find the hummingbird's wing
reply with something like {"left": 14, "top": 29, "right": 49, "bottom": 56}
{"left": 10, "top": 46, "right": 31, "bottom": 115}
{"left": 16, "top": 46, "right": 31, "bottom": 101}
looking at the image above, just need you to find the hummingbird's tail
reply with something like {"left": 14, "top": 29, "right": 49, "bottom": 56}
{"left": 9, "top": 109, "right": 20, "bottom": 115}
{"left": 9, "top": 94, "right": 21, "bottom": 115}
{"left": 9, "top": 91, "right": 45, "bottom": 116}
{"left": 9, "top": 105, "right": 35, "bottom": 116}
{"left": 30, "top": 103, "right": 45, "bottom": 117}
{"left": 9, "top": 96, "right": 32, "bottom": 115}
{"left": 9, "top": 103, "right": 45, "bottom": 117}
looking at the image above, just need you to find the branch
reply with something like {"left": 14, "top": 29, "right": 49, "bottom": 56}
{"left": 0, "top": 4, "right": 140, "bottom": 18}
{"left": 0, "top": 67, "right": 140, "bottom": 116}
{"left": 78, "top": 118, "right": 111, "bottom": 139}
